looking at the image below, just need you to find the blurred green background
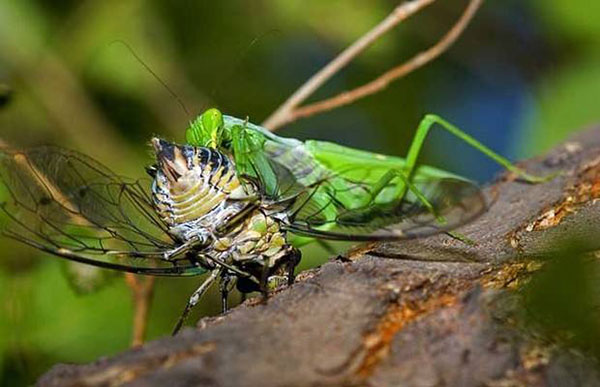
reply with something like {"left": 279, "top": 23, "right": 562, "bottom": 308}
{"left": 0, "top": 0, "right": 599, "bottom": 384}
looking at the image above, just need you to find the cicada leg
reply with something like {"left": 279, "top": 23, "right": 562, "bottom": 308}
{"left": 256, "top": 255, "right": 280, "bottom": 302}
{"left": 219, "top": 273, "right": 236, "bottom": 313}
{"left": 172, "top": 268, "right": 222, "bottom": 335}
{"left": 259, "top": 258, "right": 270, "bottom": 296}
{"left": 286, "top": 247, "right": 301, "bottom": 286}
{"left": 163, "top": 235, "right": 204, "bottom": 260}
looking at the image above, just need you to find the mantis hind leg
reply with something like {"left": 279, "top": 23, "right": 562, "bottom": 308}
{"left": 404, "top": 114, "right": 553, "bottom": 183}
{"left": 357, "top": 168, "right": 442, "bottom": 223}
{"left": 392, "top": 114, "right": 554, "bottom": 243}
{"left": 362, "top": 169, "right": 477, "bottom": 244}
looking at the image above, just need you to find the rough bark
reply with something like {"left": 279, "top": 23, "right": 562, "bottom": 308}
{"left": 39, "top": 126, "right": 600, "bottom": 387}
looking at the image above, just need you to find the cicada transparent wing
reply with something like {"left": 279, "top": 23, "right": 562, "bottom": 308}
{"left": 282, "top": 166, "right": 487, "bottom": 241}
{"left": 0, "top": 146, "right": 204, "bottom": 276}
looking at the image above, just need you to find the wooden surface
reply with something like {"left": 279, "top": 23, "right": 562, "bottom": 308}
{"left": 39, "top": 127, "right": 600, "bottom": 387}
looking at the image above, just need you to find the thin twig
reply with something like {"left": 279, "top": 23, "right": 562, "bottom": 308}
{"left": 292, "top": 0, "right": 483, "bottom": 122}
{"left": 262, "top": 0, "right": 436, "bottom": 130}
{"left": 262, "top": 0, "right": 483, "bottom": 131}
{"left": 125, "top": 273, "right": 156, "bottom": 347}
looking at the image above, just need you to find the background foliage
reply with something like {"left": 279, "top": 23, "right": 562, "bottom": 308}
{"left": 0, "top": 0, "right": 599, "bottom": 384}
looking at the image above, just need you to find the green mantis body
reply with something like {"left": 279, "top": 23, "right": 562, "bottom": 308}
{"left": 185, "top": 108, "right": 550, "bottom": 247}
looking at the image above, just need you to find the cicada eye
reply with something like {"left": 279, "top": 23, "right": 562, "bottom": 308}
{"left": 145, "top": 165, "right": 158, "bottom": 178}
{"left": 181, "top": 145, "right": 194, "bottom": 161}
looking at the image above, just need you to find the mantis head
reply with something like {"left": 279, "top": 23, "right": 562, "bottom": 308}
{"left": 185, "top": 108, "right": 231, "bottom": 149}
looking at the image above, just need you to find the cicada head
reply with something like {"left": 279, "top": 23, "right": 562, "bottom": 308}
{"left": 150, "top": 138, "right": 254, "bottom": 239}
{"left": 151, "top": 137, "right": 202, "bottom": 196}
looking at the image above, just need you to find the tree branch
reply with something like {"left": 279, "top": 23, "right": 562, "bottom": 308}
{"left": 261, "top": 0, "right": 437, "bottom": 130}
{"left": 262, "top": 0, "right": 483, "bottom": 131}
{"left": 124, "top": 274, "right": 156, "bottom": 347}
{"left": 40, "top": 125, "right": 600, "bottom": 386}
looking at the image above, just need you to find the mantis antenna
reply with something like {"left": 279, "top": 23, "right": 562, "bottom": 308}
{"left": 110, "top": 39, "right": 191, "bottom": 119}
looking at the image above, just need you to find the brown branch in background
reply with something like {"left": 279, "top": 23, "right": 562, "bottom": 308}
{"left": 262, "top": 0, "right": 483, "bottom": 131}
{"left": 125, "top": 274, "right": 156, "bottom": 347}
{"left": 262, "top": 0, "right": 436, "bottom": 130}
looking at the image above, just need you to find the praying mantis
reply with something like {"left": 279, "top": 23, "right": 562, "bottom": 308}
{"left": 185, "top": 108, "right": 551, "bottom": 247}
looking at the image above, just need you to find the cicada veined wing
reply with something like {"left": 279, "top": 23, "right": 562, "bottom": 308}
{"left": 0, "top": 146, "right": 206, "bottom": 276}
